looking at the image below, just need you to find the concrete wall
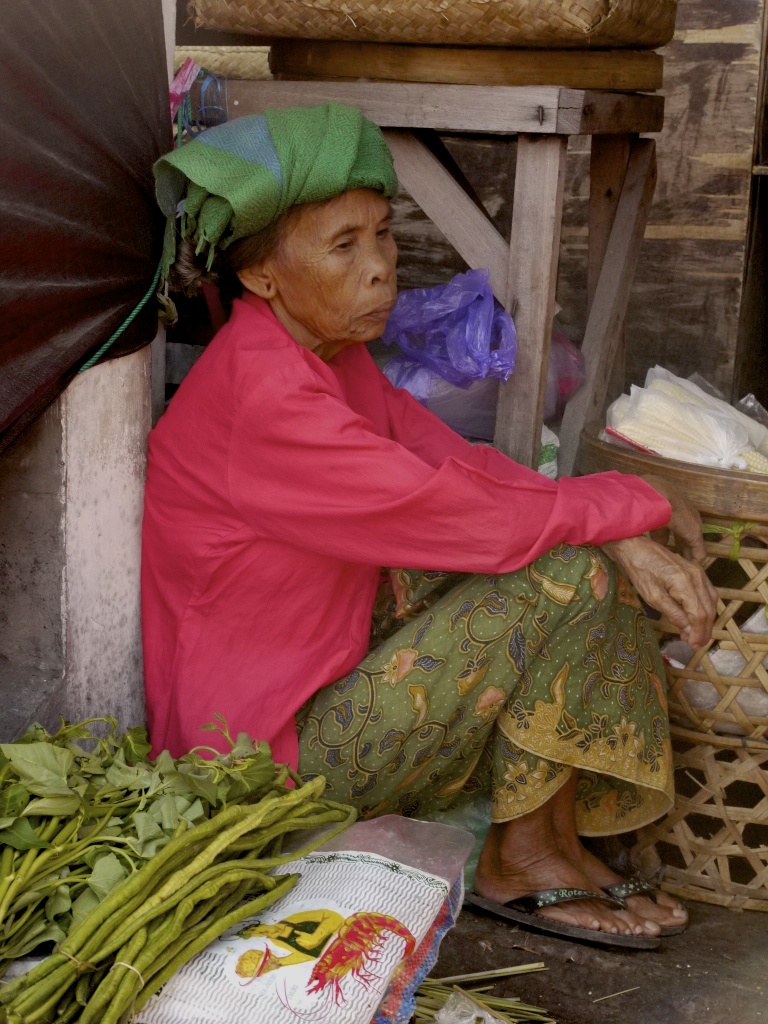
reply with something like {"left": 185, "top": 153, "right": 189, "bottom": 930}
{"left": 0, "top": 346, "right": 154, "bottom": 740}
{"left": 58, "top": 347, "right": 152, "bottom": 730}
{"left": 0, "top": 402, "right": 65, "bottom": 738}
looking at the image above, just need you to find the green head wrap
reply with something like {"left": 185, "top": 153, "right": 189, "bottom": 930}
{"left": 154, "top": 102, "right": 398, "bottom": 276}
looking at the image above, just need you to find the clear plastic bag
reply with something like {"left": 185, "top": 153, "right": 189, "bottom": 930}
{"left": 663, "top": 605, "right": 768, "bottom": 735}
{"left": 736, "top": 393, "right": 768, "bottom": 431}
{"left": 435, "top": 990, "right": 506, "bottom": 1024}
{"left": 382, "top": 269, "right": 516, "bottom": 388}
{"left": 606, "top": 366, "right": 768, "bottom": 470}
{"left": 545, "top": 333, "right": 586, "bottom": 420}
{"left": 420, "top": 797, "right": 492, "bottom": 892}
{"left": 383, "top": 355, "right": 499, "bottom": 439}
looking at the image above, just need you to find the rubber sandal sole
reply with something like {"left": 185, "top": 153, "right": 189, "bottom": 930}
{"left": 463, "top": 892, "right": 661, "bottom": 950}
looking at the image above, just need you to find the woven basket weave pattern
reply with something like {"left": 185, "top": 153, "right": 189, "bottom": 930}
{"left": 651, "top": 523, "right": 768, "bottom": 909}
{"left": 189, "top": 0, "right": 677, "bottom": 49}
{"left": 639, "top": 743, "right": 768, "bottom": 912}
{"left": 174, "top": 45, "right": 272, "bottom": 79}
{"left": 666, "top": 528, "right": 768, "bottom": 744}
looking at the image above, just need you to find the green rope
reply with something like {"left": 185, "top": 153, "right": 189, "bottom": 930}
{"left": 80, "top": 84, "right": 189, "bottom": 374}
{"left": 78, "top": 260, "right": 163, "bottom": 374}
{"left": 702, "top": 520, "right": 760, "bottom": 561}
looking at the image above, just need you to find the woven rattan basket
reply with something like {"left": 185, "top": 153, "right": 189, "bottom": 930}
{"left": 578, "top": 434, "right": 768, "bottom": 910}
{"left": 188, "top": 0, "right": 678, "bottom": 49}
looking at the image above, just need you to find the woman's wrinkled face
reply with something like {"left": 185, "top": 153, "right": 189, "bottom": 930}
{"left": 238, "top": 188, "right": 398, "bottom": 361}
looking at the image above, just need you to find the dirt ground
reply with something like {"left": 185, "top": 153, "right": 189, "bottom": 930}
{"left": 434, "top": 898, "right": 766, "bottom": 1023}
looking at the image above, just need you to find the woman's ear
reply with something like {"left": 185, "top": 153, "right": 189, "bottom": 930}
{"left": 238, "top": 262, "right": 278, "bottom": 300}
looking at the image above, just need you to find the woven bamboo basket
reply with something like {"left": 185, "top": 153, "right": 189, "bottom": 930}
{"left": 174, "top": 45, "right": 272, "bottom": 79}
{"left": 188, "top": 0, "right": 678, "bottom": 49}
{"left": 637, "top": 740, "right": 768, "bottom": 912}
{"left": 578, "top": 433, "right": 768, "bottom": 909}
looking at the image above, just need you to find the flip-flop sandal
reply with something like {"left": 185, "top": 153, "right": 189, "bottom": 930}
{"left": 602, "top": 879, "right": 688, "bottom": 937}
{"left": 464, "top": 887, "right": 661, "bottom": 950}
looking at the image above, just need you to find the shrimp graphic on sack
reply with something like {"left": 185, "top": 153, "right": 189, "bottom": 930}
{"left": 235, "top": 907, "right": 416, "bottom": 1020}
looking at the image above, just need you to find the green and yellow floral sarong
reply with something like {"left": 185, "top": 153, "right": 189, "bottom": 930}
{"left": 297, "top": 545, "right": 673, "bottom": 836}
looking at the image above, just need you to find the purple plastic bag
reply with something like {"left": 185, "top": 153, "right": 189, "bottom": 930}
{"left": 381, "top": 269, "right": 516, "bottom": 388}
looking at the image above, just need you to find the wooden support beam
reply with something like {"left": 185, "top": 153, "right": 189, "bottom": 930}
{"left": 556, "top": 89, "right": 664, "bottom": 135}
{"left": 227, "top": 80, "right": 664, "bottom": 136}
{"left": 382, "top": 130, "right": 510, "bottom": 304}
{"left": 270, "top": 41, "right": 664, "bottom": 93}
{"left": 588, "top": 134, "right": 633, "bottom": 401}
{"left": 411, "top": 130, "right": 494, "bottom": 220}
{"left": 494, "top": 135, "right": 568, "bottom": 468}
{"left": 558, "top": 139, "right": 658, "bottom": 476}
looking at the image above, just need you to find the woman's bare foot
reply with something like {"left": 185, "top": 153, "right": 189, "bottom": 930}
{"left": 562, "top": 839, "right": 687, "bottom": 932}
{"left": 475, "top": 811, "right": 659, "bottom": 938}
{"left": 548, "top": 773, "right": 687, "bottom": 932}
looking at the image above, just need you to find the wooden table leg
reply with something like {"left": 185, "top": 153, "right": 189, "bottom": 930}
{"left": 589, "top": 134, "right": 634, "bottom": 401}
{"left": 558, "top": 138, "right": 657, "bottom": 476}
{"left": 494, "top": 134, "right": 568, "bottom": 468}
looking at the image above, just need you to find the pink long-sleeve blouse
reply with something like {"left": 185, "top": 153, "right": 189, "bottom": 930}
{"left": 141, "top": 293, "right": 670, "bottom": 767}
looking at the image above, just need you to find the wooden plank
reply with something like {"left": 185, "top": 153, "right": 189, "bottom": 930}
{"left": 588, "top": 136, "right": 632, "bottom": 312}
{"left": 270, "top": 40, "right": 664, "bottom": 92}
{"left": 391, "top": 136, "right": 516, "bottom": 296}
{"left": 229, "top": 80, "right": 562, "bottom": 133}
{"left": 556, "top": 89, "right": 664, "bottom": 134}
{"left": 558, "top": 139, "right": 658, "bottom": 476}
{"left": 227, "top": 80, "right": 662, "bottom": 136}
{"left": 588, "top": 134, "right": 633, "bottom": 399}
{"left": 494, "top": 135, "right": 568, "bottom": 468}
{"left": 382, "top": 131, "right": 510, "bottom": 304}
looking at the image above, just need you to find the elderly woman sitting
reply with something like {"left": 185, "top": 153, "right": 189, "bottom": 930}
{"left": 142, "top": 104, "right": 716, "bottom": 950}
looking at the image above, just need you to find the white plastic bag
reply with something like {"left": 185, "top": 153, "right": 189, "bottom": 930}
{"left": 648, "top": 367, "right": 768, "bottom": 455}
{"left": 136, "top": 818, "right": 473, "bottom": 1024}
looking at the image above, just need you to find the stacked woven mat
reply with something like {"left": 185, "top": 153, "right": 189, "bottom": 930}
{"left": 186, "top": 0, "right": 678, "bottom": 48}
{"left": 174, "top": 45, "right": 272, "bottom": 79}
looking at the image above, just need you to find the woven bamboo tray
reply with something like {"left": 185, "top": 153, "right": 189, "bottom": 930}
{"left": 188, "top": 0, "right": 678, "bottom": 49}
{"left": 578, "top": 433, "right": 768, "bottom": 909}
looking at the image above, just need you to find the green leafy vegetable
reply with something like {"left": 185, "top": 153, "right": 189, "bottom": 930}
{"left": 0, "top": 817, "right": 51, "bottom": 851}
{"left": 0, "top": 720, "right": 355, "bottom": 1024}
{"left": 0, "top": 715, "right": 354, "bottom": 989}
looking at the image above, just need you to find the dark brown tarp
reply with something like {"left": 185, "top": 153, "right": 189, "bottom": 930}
{"left": 0, "top": 0, "right": 171, "bottom": 453}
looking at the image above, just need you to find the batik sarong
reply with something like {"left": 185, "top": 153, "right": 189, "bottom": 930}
{"left": 297, "top": 545, "right": 673, "bottom": 835}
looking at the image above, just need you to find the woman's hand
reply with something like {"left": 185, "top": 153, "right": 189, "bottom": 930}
{"left": 641, "top": 474, "right": 707, "bottom": 564}
{"left": 603, "top": 535, "right": 718, "bottom": 648}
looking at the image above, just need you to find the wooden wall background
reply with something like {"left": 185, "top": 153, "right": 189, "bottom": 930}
{"left": 175, "top": 0, "right": 767, "bottom": 402}
{"left": 393, "top": 0, "right": 767, "bottom": 399}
